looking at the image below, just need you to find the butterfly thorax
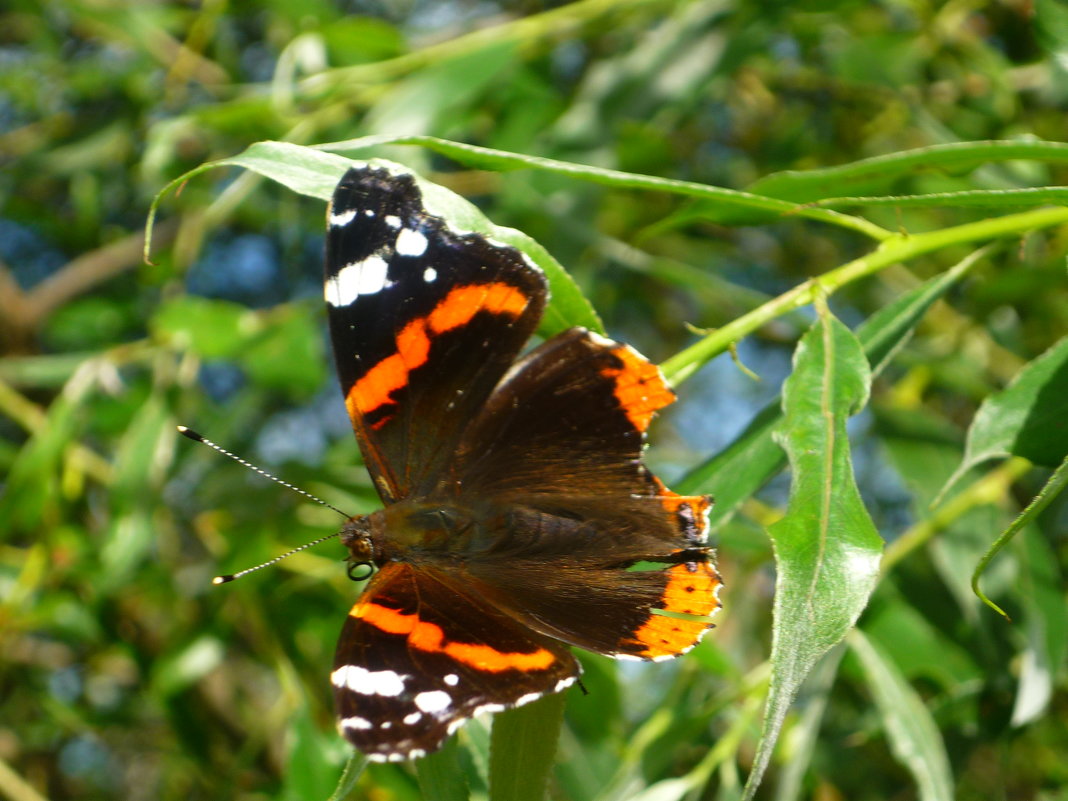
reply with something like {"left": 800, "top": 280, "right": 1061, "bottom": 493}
{"left": 341, "top": 500, "right": 486, "bottom": 567}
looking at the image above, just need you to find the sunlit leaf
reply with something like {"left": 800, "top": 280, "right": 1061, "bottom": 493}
{"left": 744, "top": 311, "right": 883, "bottom": 799}
{"left": 942, "top": 335, "right": 1068, "bottom": 496}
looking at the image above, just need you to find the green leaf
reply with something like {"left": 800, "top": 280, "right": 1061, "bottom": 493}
{"left": 1012, "top": 511, "right": 1068, "bottom": 725}
{"left": 216, "top": 140, "right": 354, "bottom": 200}
{"left": 489, "top": 692, "right": 567, "bottom": 801}
{"left": 244, "top": 307, "right": 325, "bottom": 396}
{"left": 942, "top": 335, "right": 1068, "bottom": 496}
{"left": 152, "top": 635, "right": 225, "bottom": 697}
{"left": 416, "top": 737, "right": 470, "bottom": 801}
{"left": 283, "top": 707, "right": 349, "bottom": 801}
{"left": 743, "top": 312, "right": 883, "bottom": 799}
{"left": 314, "top": 135, "right": 890, "bottom": 239}
{"left": 804, "top": 186, "right": 1068, "bottom": 211}
{"left": 0, "top": 353, "right": 94, "bottom": 388}
{"left": 849, "top": 630, "right": 955, "bottom": 801}
{"left": 110, "top": 389, "right": 170, "bottom": 504}
{"left": 364, "top": 41, "right": 518, "bottom": 135}
{"left": 1036, "top": 0, "right": 1068, "bottom": 70}
{"left": 971, "top": 454, "right": 1068, "bottom": 620}
{"left": 0, "top": 366, "right": 97, "bottom": 535}
{"left": 152, "top": 296, "right": 262, "bottom": 359}
{"left": 676, "top": 251, "right": 982, "bottom": 529}
{"left": 856, "top": 246, "right": 992, "bottom": 376}
{"left": 326, "top": 753, "right": 368, "bottom": 801}
{"left": 773, "top": 648, "right": 843, "bottom": 801}
{"left": 863, "top": 593, "right": 982, "bottom": 690}
{"left": 99, "top": 509, "right": 157, "bottom": 589}
{"left": 748, "top": 139, "right": 1068, "bottom": 204}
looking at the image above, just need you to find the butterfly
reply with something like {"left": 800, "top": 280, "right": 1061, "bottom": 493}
{"left": 323, "top": 162, "right": 721, "bottom": 761}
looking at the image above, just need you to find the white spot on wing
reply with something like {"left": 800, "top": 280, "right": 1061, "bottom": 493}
{"left": 367, "top": 162, "right": 547, "bottom": 284}
{"left": 423, "top": 267, "right": 437, "bottom": 283}
{"left": 587, "top": 330, "right": 617, "bottom": 348}
{"left": 384, "top": 214, "right": 402, "bottom": 229}
{"left": 331, "top": 665, "right": 407, "bottom": 696}
{"left": 395, "top": 228, "right": 428, "bottom": 257}
{"left": 324, "top": 255, "right": 391, "bottom": 306}
{"left": 340, "top": 716, "right": 373, "bottom": 731}
{"left": 364, "top": 208, "right": 375, "bottom": 217}
{"left": 554, "top": 677, "right": 576, "bottom": 692}
{"left": 329, "top": 208, "right": 357, "bottom": 227}
{"left": 403, "top": 712, "right": 423, "bottom": 725}
{"left": 443, "top": 673, "right": 459, "bottom": 686}
{"left": 700, "top": 502, "right": 712, "bottom": 536}
{"left": 514, "top": 692, "right": 542, "bottom": 707}
{"left": 414, "top": 690, "right": 452, "bottom": 713}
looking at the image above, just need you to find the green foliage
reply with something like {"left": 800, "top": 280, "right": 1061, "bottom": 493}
{"left": 2, "top": 2, "right": 1068, "bottom": 801}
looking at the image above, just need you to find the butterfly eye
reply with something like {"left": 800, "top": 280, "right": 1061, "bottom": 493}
{"left": 347, "top": 561, "right": 374, "bottom": 582}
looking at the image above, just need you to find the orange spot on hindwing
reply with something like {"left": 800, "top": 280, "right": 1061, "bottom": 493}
{"left": 626, "top": 559, "right": 721, "bottom": 660}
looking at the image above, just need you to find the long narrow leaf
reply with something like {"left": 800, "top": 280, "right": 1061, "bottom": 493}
{"left": 743, "top": 311, "right": 883, "bottom": 799}
{"left": 489, "top": 693, "right": 567, "bottom": 801}
{"left": 748, "top": 139, "right": 1068, "bottom": 202}
{"left": 848, "top": 630, "right": 954, "bottom": 801}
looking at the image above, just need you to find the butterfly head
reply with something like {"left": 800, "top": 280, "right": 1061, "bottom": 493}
{"left": 340, "top": 514, "right": 376, "bottom": 574}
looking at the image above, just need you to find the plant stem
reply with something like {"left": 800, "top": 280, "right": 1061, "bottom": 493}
{"left": 661, "top": 205, "right": 1068, "bottom": 385}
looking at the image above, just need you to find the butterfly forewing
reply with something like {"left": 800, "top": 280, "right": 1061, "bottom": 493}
{"left": 325, "top": 165, "right": 546, "bottom": 503}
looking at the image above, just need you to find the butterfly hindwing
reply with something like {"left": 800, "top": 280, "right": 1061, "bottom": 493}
{"left": 333, "top": 562, "right": 578, "bottom": 761}
{"left": 325, "top": 165, "right": 546, "bottom": 503}
{"left": 450, "top": 328, "right": 720, "bottom": 659}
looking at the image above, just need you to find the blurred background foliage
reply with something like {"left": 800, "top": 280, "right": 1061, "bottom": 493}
{"left": 1, "top": 1, "right": 1067, "bottom": 800}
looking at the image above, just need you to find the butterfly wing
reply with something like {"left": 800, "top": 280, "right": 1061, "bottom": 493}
{"left": 324, "top": 165, "right": 546, "bottom": 503}
{"left": 450, "top": 327, "right": 721, "bottom": 659}
{"left": 333, "top": 562, "right": 579, "bottom": 761}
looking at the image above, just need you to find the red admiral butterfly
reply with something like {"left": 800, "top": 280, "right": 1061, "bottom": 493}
{"left": 324, "top": 162, "right": 721, "bottom": 762}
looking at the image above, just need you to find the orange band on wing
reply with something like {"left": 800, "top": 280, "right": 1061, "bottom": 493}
{"left": 345, "top": 282, "right": 531, "bottom": 421}
{"left": 353, "top": 600, "right": 557, "bottom": 672}
{"left": 600, "top": 345, "right": 675, "bottom": 432}
{"left": 428, "top": 283, "right": 529, "bottom": 333}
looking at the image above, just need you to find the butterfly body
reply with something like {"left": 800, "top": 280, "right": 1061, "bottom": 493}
{"left": 324, "top": 162, "right": 721, "bottom": 761}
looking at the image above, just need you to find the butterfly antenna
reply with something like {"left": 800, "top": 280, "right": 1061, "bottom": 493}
{"left": 177, "top": 426, "right": 356, "bottom": 585}
{"left": 177, "top": 426, "right": 350, "bottom": 518}
{"left": 211, "top": 532, "right": 341, "bottom": 585}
